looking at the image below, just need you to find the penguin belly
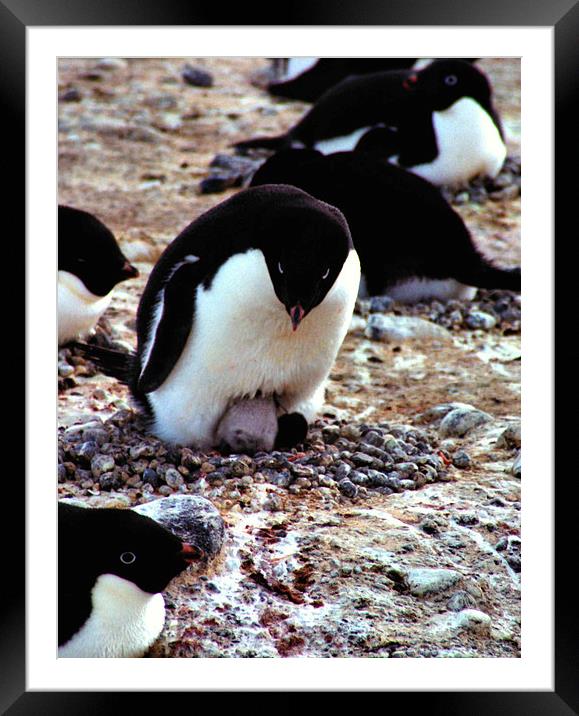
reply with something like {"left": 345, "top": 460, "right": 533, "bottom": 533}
{"left": 284, "top": 57, "right": 318, "bottom": 80}
{"left": 58, "top": 574, "right": 166, "bottom": 658}
{"left": 58, "top": 270, "right": 112, "bottom": 345}
{"left": 146, "top": 248, "right": 360, "bottom": 447}
{"left": 386, "top": 277, "right": 478, "bottom": 303}
{"left": 314, "top": 126, "right": 374, "bottom": 155}
{"left": 407, "top": 97, "right": 507, "bottom": 186}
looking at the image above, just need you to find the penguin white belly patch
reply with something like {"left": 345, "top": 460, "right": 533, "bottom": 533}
{"left": 285, "top": 57, "right": 318, "bottom": 80}
{"left": 387, "top": 277, "right": 477, "bottom": 303}
{"left": 409, "top": 97, "right": 506, "bottom": 186}
{"left": 58, "top": 270, "right": 112, "bottom": 344}
{"left": 315, "top": 126, "right": 374, "bottom": 155}
{"left": 147, "top": 249, "right": 360, "bottom": 447}
{"left": 58, "top": 574, "right": 165, "bottom": 658}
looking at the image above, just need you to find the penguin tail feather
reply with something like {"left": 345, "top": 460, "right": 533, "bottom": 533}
{"left": 233, "top": 134, "right": 290, "bottom": 154}
{"left": 455, "top": 254, "right": 521, "bottom": 293}
{"left": 70, "top": 342, "right": 136, "bottom": 384}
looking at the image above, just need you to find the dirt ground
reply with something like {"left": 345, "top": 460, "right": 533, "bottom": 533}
{"left": 58, "top": 57, "right": 521, "bottom": 659}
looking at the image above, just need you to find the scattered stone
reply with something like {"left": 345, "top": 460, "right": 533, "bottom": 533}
{"left": 511, "top": 450, "right": 521, "bottom": 478}
{"left": 365, "top": 314, "right": 451, "bottom": 343}
{"left": 182, "top": 64, "right": 214, "bottom": 87}
{"left": 438, "top": 405, "right": 493, "bottom": 438}
{"left": 406, "top": 568, "right": 462, "bottom": 597}
{"left": 452, "top": 450, "right": 471, "bottom": 469}
{"left": 465, "top": 310, "right": 497, "bottom": 330}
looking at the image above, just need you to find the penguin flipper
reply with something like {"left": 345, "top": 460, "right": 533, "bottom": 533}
{"left": 137, "top": 262, "right": 201, "bottom": 394}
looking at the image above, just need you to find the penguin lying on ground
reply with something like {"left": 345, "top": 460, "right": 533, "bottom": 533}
{"left": 58, "top": 205, "right": 138, "bottom": 345}
{"left": 58, "top": 501, "right": 202, "bottom": 658}
{"left": 76, "top": 185, "right": 360, "bottom": 451}
{"left": 236, "top": 59, "right": 506, "bottom": 187}
{"left": 250, "top": 150, "right": 520, "bottom": 301}
{"left": 266, "top": 57, "right": 478, "bottom": 103}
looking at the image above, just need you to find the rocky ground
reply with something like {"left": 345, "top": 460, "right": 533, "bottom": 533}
{"left": 58, "top": 57, "right": 521, "bottom": 658}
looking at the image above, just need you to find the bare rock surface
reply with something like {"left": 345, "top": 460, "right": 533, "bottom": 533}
{"left": 58, "top": 57, "right": 521, "bottom": 658}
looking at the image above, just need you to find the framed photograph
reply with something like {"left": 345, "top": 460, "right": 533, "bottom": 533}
{"left": 5, "top": 0, "right": 575, "bottom": 711}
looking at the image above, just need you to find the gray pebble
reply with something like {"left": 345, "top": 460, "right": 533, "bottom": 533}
{"left": 338, "top": 479, "right": 358, "bottom": 498}
{"left": 90, "top": 454, "right": 115, "bottom": 479}
{"left": 466, "top": 311, "right": 497, "bottom": 330}
{"left": 452, "top": 450, "right": 471, "bottom": 468}
{"left": 439, "top": 406, "right": 493, "bottom": 438}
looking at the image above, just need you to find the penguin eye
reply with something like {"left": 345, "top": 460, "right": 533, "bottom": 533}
{"left": 444, "top": 74, "right": 458, "bottom": 86}
{"left": 278, "top": 262, "right": 284, "bottom": 275}
{"left": 322, "top": 268, "right": 330, "bottom": 280}
{"left": 120, "top": 552, "right": 136, "bottom": 564}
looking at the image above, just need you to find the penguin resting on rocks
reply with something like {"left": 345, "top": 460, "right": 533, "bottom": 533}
{"left": 76, "top": 185, "right": 360, "bottom": 452}
{"left": 250, "top": 150, "right": 520, "bottom": 302}
{"left": 265, "top": 57, "right": 478, "bottom": 103}
{"left": 58, "top": 501, "right": 202, "bottom": 658}
{"left": 58, "top": 205, "right": 138, "bottom": 345}
{"left": 236, "top": 59, "right": 506, "bottom": 187}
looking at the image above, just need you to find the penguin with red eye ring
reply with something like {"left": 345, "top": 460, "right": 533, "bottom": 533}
{"left": 58, "top": 501, "right": 203, "bottom": 658}
{"left": 235, "top": 59, "right": 506, "bottom": 187}
{"left": 266, "top": 57, "right": 478, "bottom": 103}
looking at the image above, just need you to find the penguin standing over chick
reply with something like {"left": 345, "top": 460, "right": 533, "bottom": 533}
{"left": 58, "top": 501, "right": 202, "bottom": 658}
{"left": 236, "top": 59, "right": 507, "bottom": 187}
{"left": 250, "top": 150, "right": 520, "bottom": 302}
{"left": 80, "top": 184, "right": 360, "bottom": 452}
{"left": 58, "top": 205, "right": 138, "bottom": 346}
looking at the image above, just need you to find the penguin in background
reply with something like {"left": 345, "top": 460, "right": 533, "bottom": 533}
{"left": 236, "top": 59, "right": 507, "bottom": 187}
{"left": 75, "top": 184, "right": 360, "bottom": 452}
{"left": 266, "top": 57, "right": 478, "bottom": 103}
{"left": 58, "top": 205, "right": 138, "bottom": 346}
{"left": 250, "top": 149, "right": 520, "bottom": 302}
{"left": 58, "top": 501, "right": 202, "bottom": 658}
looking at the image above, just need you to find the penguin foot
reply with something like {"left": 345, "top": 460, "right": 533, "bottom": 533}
{"left": 275, "top": 412, "right": 308, "bottom": 450}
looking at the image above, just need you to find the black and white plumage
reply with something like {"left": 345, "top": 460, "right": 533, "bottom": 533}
{"left": 58, "top": 205, "right": 138, "bottom": 345}
{"left": 236, "top": 59, "right": 506, "bottom": 187}
{"left": 250, "top": 150, "right": 520, "bottom": 302}
{"left": 58, "top": 501, "right": 200, "bottom": 658}
{"left": 81, "top": 185, "right": 360, "bottom": 450}
{"left": 266, "top": 58, "right": 479, "bottom": 102}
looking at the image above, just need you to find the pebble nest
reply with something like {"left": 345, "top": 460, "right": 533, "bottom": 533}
{"left": 357, "top": 288, "right": 521, "bottom": 335}
{"left": 58, "top": 409, "right": 458, "bottom": 511}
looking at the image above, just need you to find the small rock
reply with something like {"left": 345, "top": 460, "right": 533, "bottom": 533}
{"left": 406, "top": 567, "right": 462, "bottom": 597}
{"left": 439, "top": 406, "right": 493, "bottom": 438}
{"left": 365, "top": 314, "right": 451, "bottom": 343}
{"left": 134, "top": 494, "right": 225, "bottom": 560}
{"left": 182, "top": 64, "right": 214, "bottom": 87}
{"left": 452, "top": 450, "right": 471, "bottom": 468}
{"left": 511, "top": 450, "right": 521, "bottom": 478}
{"left": 90, "top": 454, "right": 115, "bottom": 479}
{"left": 465, "top": 311, "right": 497, "bottom": 330}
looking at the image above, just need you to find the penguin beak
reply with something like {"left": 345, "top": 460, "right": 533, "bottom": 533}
{"left": 289, "top": 304, "right": 305, "bottom": 331}
{"left": 402, "top": 73, "right": 418, "bottom": 90}
{"left": 121, "top": 260, "right": 139, "bottom": 279}
{"left": 180, "top": 543, "right": 204, "bottom": 563}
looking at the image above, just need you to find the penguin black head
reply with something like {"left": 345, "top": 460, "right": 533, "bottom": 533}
{"left": 257, "top": 186, "right": 353, "bottom": 330}
{"left": 59, "top": 502, "right": 202, "bottom": 596}
{"left": 403, "top": 59, "right": 493, "bottom": 112}
{"left": 58, "top": 205, "right": 139, "bottom": 296}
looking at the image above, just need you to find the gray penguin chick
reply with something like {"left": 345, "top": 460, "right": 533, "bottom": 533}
{"left": 215, "top": 397, "right": 278, "bottom": 454}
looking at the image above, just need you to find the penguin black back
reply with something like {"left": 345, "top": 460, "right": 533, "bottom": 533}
{"left": 250, "top": 150, "right": 520, "bottom": 298}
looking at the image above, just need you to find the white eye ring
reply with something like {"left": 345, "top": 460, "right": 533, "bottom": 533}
{"left": 444, "top": 74, "right": 458, "bottom": 86}
{"left": 322, "top": 268, "right": 330, "bottom": 280}
{"left": 120, "top": 552, "right": 136, "bottom": 564}
{"left": 278, "top": 262, "right": 284, "bottom": 274}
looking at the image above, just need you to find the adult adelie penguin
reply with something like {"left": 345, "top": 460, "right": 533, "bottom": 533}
{"left": 250, "top": 150, "right": 520, "bottom": 302}
{"left": 58, "top": 501, "right": 201, "bottom": 658}
{"left": 83, "top": 185, "right": 360, "bottom": 451}
{"left": 266, "top": 58, "right": 478, "bottom": 103}
{"left": 58, "top": 205, "right": 138, "bottom": 345}
{"left": 236, "top": 59, "right": 506, "bottom": 187}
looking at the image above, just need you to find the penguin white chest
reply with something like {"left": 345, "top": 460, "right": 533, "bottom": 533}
{"left": 58, "top": 574, "right": 166, "bottom": 658}
{"left": 284, "top": 57, "right": 318, "bottom": 80}
{"left": 146, "top": 249, "right": 360, "bottom": 447}
{"left": 58, "top": 270, "right": 112, "bottom": 345}
{"left": 409, "top": 97, "right": 506, "bottom": 186}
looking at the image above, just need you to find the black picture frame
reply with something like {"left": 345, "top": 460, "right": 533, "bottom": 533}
{"left": 5, "top": 0, "right": 576, "bottom": 712}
